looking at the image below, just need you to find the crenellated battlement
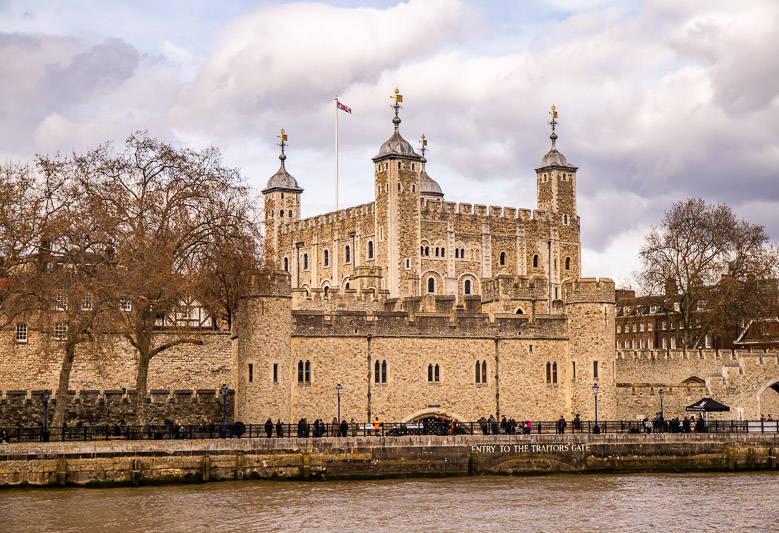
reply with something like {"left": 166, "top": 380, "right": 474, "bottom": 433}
{"left": 418, "top": 197, "right": 565, "bottom": 224}
{"left": 290, "top": 306, "right": 569, "bottom": 338}
{"left": 292, "top": 286, "right": 390, "bottom": 312}
{"left": 616, "top": 349, "right": 747, "bottom": 361}
{"left": 244, "top": 270, "right": 292, "bottom": 297}
{"left": 481, "top": 274, "right": 548, "bottom": 302}
{"left": 278, "top": 202, "right": 376, "bottom": 234}
{"left": 563, "top": 278, "right": 615, "bottom": 304}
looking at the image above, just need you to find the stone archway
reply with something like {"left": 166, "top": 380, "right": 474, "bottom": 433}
{"left": 401, "top": 407, "right": 473, "bottom": 435}
{"left": 756, "top": 379, "right": 779, "bottom": 419}
{"left": 402, "top": 407, "right": 470, "bottom": 424}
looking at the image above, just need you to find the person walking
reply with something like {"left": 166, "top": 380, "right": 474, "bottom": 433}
{"left": 488, "top": 414, "right": 498, "bottom": 435}
{"left": 340, "top": 418, "right": 348, "bottom": 437}
{"left": 265, "top": 418, "right": 273, "bottom": 438}
{"left": 478, "top": 416, "right": 488, "bottom": 435}
{"left": 276, "top": 419, "right": 284, "bottom": 438}
{"left": 374, "top": 417, "right": 382, "bottom": 437}
{"left": 557, "top": 415, "right": 567, "bottom": 435}
{"left": 573, "top": 414, "right": 582, "bottom": 433}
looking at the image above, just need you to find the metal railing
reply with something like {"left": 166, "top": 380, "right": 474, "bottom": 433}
{"left": 1, "top": 419, "right": 777, "bottom": 443}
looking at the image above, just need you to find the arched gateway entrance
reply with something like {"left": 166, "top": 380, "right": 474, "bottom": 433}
{"left": 399, "top": 408, "right": 473, "bottom": 435}
{"left": 756, "top": 379, "right": 779, "bottom": 419}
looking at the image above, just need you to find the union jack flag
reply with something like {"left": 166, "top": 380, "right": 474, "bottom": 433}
{"left": 337, "top": 101, "right": 352, "bottom": 114}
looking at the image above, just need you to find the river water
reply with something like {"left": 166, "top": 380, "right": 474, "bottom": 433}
{"left": 2, "top": 473, "right": 778, "bottom": 532}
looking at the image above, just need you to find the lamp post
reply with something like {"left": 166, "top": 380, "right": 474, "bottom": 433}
{"left": 42, "top": 389, "right": 50, "bottom": 442}
{"left": 659, "top": 388, "right": 664, "bottom": 418}
{"left": 593, "top": 383, "right": 600, "bottom": 434}
{"left": 336, "top": 383, "right": 342, "bottom": 424}
{"left": 220, "top": 383, "right": 228, "bottom": 439}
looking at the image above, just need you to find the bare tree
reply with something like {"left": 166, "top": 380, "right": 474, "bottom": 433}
{"left": 639, "top": 198, "right": 779, "bottom": 348}
{"left": 82, "top": 132, "right": 255, "bottom": 425}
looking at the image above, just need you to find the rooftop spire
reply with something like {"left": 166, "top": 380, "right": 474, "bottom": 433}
{"left": 419, "top": 134, "right": 427, "bottom": 166}
{"left": 390, "top": 87, "right": 403, "bottom": 129}
{"left": 547, "top": 105, "right": 559, "bottom": 147}
{"left": 277, "top": 128, "right": 288, "bottom": 164}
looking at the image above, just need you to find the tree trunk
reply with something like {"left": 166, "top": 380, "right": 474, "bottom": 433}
{"left": 134, "top": 352, "right": 150, "bottom": 426}
{"left": 51, "top": 342, "right": 77, "bottom": 433}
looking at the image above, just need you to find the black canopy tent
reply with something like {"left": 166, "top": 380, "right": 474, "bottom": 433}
{"left": 686, "top": 398, "right": 730, "bottom": 412}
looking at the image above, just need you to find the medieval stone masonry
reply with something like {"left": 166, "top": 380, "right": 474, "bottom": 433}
{"left": 2, "top": 98, "right": 777, "bottom": 425}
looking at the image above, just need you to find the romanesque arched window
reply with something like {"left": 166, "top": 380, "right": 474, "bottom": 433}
{"left": 345, "top": 245, "right": 351, "bottom": 263}
{"left": 303, "top": 253, "right": 309, "bottom": 270}
{"left": 288, "top": 210, "right": 292, "bottom": 217}
{"left": 475, "top": 360, "right": 481, "bottom": 383}
{"left": 425, "top": 246, "right": 430, "bottom": 256}
{"left": 455, "top": 249, "right": 459, "bottom": 259}
{"left": 375, "top": 360, "right": 381, "bottom": 383}
{"left": 435, "top": 247, "right": 439, "bottom": 257}
{"left": 304, "top": 360, "right": 311, "bottom": 383}
{"left": 563, "top": 214, "right": 568, "bottom": 225}
{"left": 533, "top": 255, "right": 539, "bottom": 268}
{"left": 482, "top": 360, "right": 487, "bottom": 382}
{"left": 324, "top": 249, "right": 329, "bottom": 267}
{"left": 434, "top": 364, "right": 440, "bottom": 382}
{"left": 428, "top": 364, "right": 433, "bottom": 382}
{"left": 546, "top": 362, "right": 551, "bottom": 383}
{"left": 552, "top": 362, "right": 558, "bottom": 384}
{"left": 500, "top": 251, "right": 505, "bottom": 266}
{"left": 464, "top": 279, "right": 471, "bottom": 295}
{"left": 284, "top": 257, "right": 289, "bottom": 272}
{"left": 441, "top": 247, "right": 445, "bottom": 256}
{"left": 461, "top": 248, "right": 465, "bottom": 259}
{"left": 381, "top": 360, "right": 387, "bottom": 383}
{"left": 427, "top": 278, "right": 435, "bottom": 294}
{"left": 565, "top": 257, "right": 570, "bottom": 270}
{"left": 324, "top": 286, "right": 329, "bottom": 297}
{"left": 368, "top": 241, "right": 374, "bottom": 260}
{"left": 280, "top": 210, "right": 284, "bottom": 217}
{"left": 298, "top": 361, "right": 304, "bottom": 383}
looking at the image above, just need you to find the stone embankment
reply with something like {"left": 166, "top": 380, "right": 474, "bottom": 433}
{"left": 1, "top": 434, "right": 777, "bottom": 488}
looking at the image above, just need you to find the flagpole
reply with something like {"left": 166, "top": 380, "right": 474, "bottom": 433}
{"left": 335, "top": 95, "right": 339, "bottom": 211}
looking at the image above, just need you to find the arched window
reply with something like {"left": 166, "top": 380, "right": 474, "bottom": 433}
{"left": 552, "top": 362, "right": 558, "bottom": 384}
{"left": 303, "top": 253, "right": 309, "bottom": 270}
{"left": 288, "top": 210, "right": 292, "bottom": 217}
{"left": 345, "top": 245, "right": 351, "bottom": 263}
{"left": 425, "top": 246, "right": 429, "bottom": 256}
{"left": 461, "top": 248, "right": 465, "bottom": 259}
{"left": 464, "top": 279, "right": 471, "bottom": 295}
{"left": 381, "top": 360, "right": 387, "bottom": 383}
{"left": 515, "top": 308, "right": 523, "bottom": 314}
{"left": 324, "top": 249, "right": 329, "bottom": 267}
{"left": 280, "top": 210, "right": 284, "bottom": 217}
{"left": 499, "top": 251, "right": 505, "bottom": 266}
{"left": 375, "top": 360, "right": 381, "bottom": 383}
{"left": 554, "top": 286, "right": 559, "bottom": 299}
{"left": 565, "top": 257, "right": 570, "bottom": 270}
{"left": 324, "top": 286, "right": 329, "bottom": 297}
{"left": 368, "top": 241, "right": 374, "bottom": 260}
{"left": 283, "top": 257, "right": 289, "bottom": 272}
{"left": 533, "top": 255, "right": 539, "bottom": 268}
{"left": 398, "top": 161, "right": 401, "bottom": 170}
{"left": 304, "top": 360, "right": 311, "bottom": 383}
{"left": 435, "top": 247, "right": 439, "bottom": 257}
{"left": 427, "top": 278, "right": 435, "bottom": 294}
{"left": 345, "top": 282, "right": 350, "bottom": 289}
{"left": 482, "top": 360, "right": 487, "bottom": 382}
{"left": 475, "top": 360, "right": 481, "bottom": 383}
{"left": 563, "top": 214, "right": 568, "bottom": 224}
{"left": 434, "top": 364, "right": 440, "bottom": 382}
{"left": 298, "top": 361, "right": 304, "bottom": 383}
{"left": 455, "top": 249, "right": 459, "bottom": 259}
{"left": 546, "top": 362, "right": 551, "bottom": 383}
{"left": 441, "top": 247, "right": 445, "bottom": 256}
{"left": 428, "top": 364, "right": 433, "bottom": 382}
{"left": 412, "top": 184, "right": 415, "bottom": 192}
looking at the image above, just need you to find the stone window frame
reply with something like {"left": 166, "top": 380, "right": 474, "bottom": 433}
{"left": 283, "top": 257, "right": 289, "bottom": 272}
{"left": 302, "top": 253, "right": 309, "bottom": 271}
{"left": 297, "top": 360, "right": 312, "bottom": 385}
{"left": 464, "top": 279, "right": 472, "bottom": 295}
{"left": 248, "top": 363, "right": 253, "bottom": 383}
{"left": 323, "top": 249, "right": 330, "bottom": 268}
{"left": 593, "top": 360, "right": 599, "bottom": 380}
{"left": 563, "top": 214, "right": 569, "bottom": 225}
{"left": 616, "top": 324, "right": 621, "bottom": 333}
{"left": 499, "top": 251, "right": 506, "bottom": 266}
{"left": 345, "top": 245, "right": 351, "bottom": 264}
{"left": 367, "top": 241, "right": 374, "bottom": 261}
{"left": 15, "top": 323, "right": 28, "bottom": 343}
{"left": 374, "top": 360, "right": 388, "bottom": 384}
{"left": 532, "top": 254, "right": 539, "bottom": 269}
{"left": 427, "top": 277, "right": 435, "bottom": 294}
{"left": 53, "top": 322, "right": 68, "bottom": 341}
{"left": 273, "top": 363, "right": 278, "bottom": 383}
{"left": 565, "top": 257, "right": 571, "bottom": 271}
{"left": 647, "top": 322, "right": 653, "bottom": 331}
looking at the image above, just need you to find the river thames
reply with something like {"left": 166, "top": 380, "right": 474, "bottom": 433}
{"left": 2, "top": 472, "right": 777, "bottom": 532}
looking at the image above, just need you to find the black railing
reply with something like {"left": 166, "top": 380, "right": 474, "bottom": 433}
{"left": 1, "top": 419, "right": 777, "bottom": 444}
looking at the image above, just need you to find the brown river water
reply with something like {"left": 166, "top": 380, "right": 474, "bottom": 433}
{"left": 1, "top": 473, "right": 778, "bottom": 532}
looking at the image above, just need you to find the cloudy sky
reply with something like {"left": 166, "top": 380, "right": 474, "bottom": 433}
{"left": 2, "top": 0, "right": 778, "bottom": 286}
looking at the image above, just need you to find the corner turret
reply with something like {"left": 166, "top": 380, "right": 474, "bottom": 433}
{"left": 263, "top": 129, "right": 302, "bottom": 266}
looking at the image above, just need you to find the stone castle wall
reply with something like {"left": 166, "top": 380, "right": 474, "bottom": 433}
{"left": 0, "top": 331, "right": 233, "bottom": 392}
